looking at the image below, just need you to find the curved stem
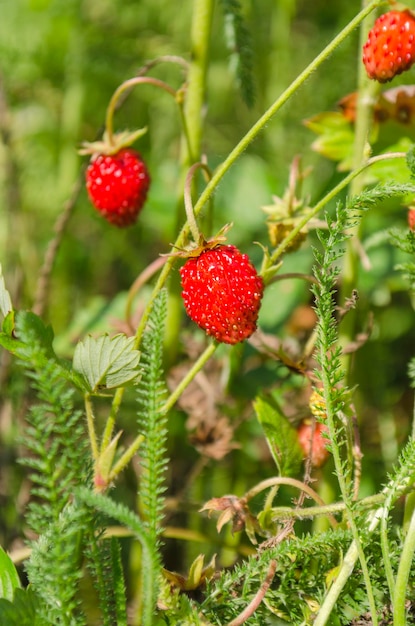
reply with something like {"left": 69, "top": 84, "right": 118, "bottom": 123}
{"left": 183, "top": 162, "right": 213, "bottom": 243}
{"left": 105, "top": 76, "right": 178, "bottom": 146}
{"left": 245, "top": 476, "right": 329, "bottom": 508}
{"left": 125, "top": 256, "right": 169, "bottom": 330}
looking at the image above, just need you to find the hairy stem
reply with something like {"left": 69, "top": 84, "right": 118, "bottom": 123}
{"left": 393, "top": 506, "right": 415, "bottom": 625}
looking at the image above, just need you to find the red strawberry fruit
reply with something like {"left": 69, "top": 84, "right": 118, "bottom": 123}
{"left": 297, "top": 420, "right": 330, "bottom": 468}
{"left": 408, "top": 207, "right": 415, "bottom": 230}
{"left": 85, "top": 148, "right": 150, "bottom": 227}
{"left": 180, "top": 244, "right": 264, "bottom": 345}
{"left": 362, "top": 10, "right": 415, "bottom": 83}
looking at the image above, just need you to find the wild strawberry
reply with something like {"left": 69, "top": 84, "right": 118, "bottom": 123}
{"left": 362, "top": 10, "right": 415, "bottom": 83}
{"left": 297, "top": 420, "right": 330, "bottom": 468}
{"left": 180, "top": 245, "right": 264, "bottom": 345}
{"left": 408, "top": 207, "right": 415, "bottom": 230}
{"left": 85, "top": 148, "right": 150, "bottom": 227}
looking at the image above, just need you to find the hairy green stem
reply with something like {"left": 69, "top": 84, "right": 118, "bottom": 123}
{"left": 109, "top": 434, "right": 145, "bottom": 482}
{"left": 314, "top": 506, "right": 383, "bottom": 626}
{"left": 393, "top": 506, "right": 415, "bottom": 625}
{"left": 191, "top": 0, "right": 384, "bottom": 219}
{"left": 108, "top": 0, "right": 384, "bottom": 431}
{"left": 270, "top": 492, "right": 384, "bottom": 521}
{"left": 85, "top": 393, "right": 99, "bottom": 461}
{"left": 161, "top": 341, "right": 218, "bottom": 414}
{"left": 264, "top": 152, "right": 406, "bottom": 274}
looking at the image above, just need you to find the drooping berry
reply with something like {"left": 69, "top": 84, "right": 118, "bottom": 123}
{"left": 85, "top": 148, "right": 150, "bottom": 227}
{"left": 362, "top": 10, "right": 415, "bottom": 83}
{"left": 180, "top": 244, "right": 264, "bottom": 345}
{"left": 297, "top": 420, "right": 330, "bottom": 468}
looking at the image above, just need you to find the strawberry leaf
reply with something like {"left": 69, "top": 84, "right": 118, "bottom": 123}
{"left": 253, "top": 394, "right": 302, "bottom": 477}
{"left": 73, "top": 333, "right": 141, "bottom": 393}
{"left": 0, "top": 587, "right": 41, "bottom": 625}
{"left": 0, "top": 546, "right": 21, "bottom": 601}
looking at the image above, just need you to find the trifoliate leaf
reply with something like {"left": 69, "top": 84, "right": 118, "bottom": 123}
{"left": 0, "top": 546, "right": 21, "bottom": 601}
{"left": 73, "top": 333, "right": 141, "bottom": 393}
{"left": 253, "top": 394, "right": 302, "bottom": 477}
{"left": 0, "top": 265, "right": 12, "bottom": 318}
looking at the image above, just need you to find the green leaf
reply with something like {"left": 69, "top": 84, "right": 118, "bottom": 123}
{"left": 0, "top": 546, "right": 21, "bottom": 601}
{"left": 304, "top": 112, "right": 356, "bottom": 170}
{"left": 0, "top": 587, "right": 41, "bottom": 626}
{"left": 0, "top": 265, "right": 12, "bottom": 318}
{"left": 73, "top": 333, "right": 141, "bottom": 393}
{"left": 253, "top": 394, "right": 302, "bottom": 476}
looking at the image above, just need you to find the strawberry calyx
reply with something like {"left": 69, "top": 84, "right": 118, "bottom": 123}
{"left": 79, "top": 128, "right": 148, "bottom": 157}
{"left": 169, "top": 223, "right": 233, "bottom": 259}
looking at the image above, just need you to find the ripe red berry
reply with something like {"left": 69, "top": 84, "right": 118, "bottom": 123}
{"left": 85, "top": 148, "right": 150, "bottom": 227}
{"left": 408, "top": 207, "right": 415, "bottom": 230}
{"left": 362, "top": 10, "right": 415, "bottom": 83}
{"left": 297, "top": 420, "right": 329, "bottom": 468}
{"left": 180, "top": 245, "right": 264, "bottom": 345}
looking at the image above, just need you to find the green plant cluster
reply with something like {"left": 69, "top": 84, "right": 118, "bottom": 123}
{"left": 2, "top": 0, "right": 415, "bottom": 625}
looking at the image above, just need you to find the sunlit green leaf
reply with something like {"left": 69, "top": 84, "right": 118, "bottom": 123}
{"left": 73, "top": 333, "right": 141, "bottom": 393}
{"left": 0, "top": 546, "right": 21, "bottom": 601}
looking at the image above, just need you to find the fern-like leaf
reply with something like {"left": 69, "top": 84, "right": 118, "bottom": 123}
{"left": 25, "top": 502, "right": 89, "bottom": 626}
{"left": 136, "top": 289, "right": 169, "bottom": 550}
{"left": 86, "top": 530, "right": 127, "bottom": 626}
{"left": 76, "top": 488, "right": 155, "bottom": 626}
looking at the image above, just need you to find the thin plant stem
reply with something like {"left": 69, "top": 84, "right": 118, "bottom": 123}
{"left": 107, "top": 0, "right": 385, "bottom": 433}
{"left": 109, "top": 434, "right": 145, "bottom": 482}
{"left": 85, "top": 393, "right": 99, "bottom": 461}
{"left": 314, "top": 506, "right": 383, "bottom": 626}
{"left": 393, "top": 506, "right": 415, "bottom": 625}
{"left": 161, "top": 341, "right": 218, "bottom": 414}
{"left": 265, "top": 152, "right": 407, "bottom": 273}
{"left": 191, "top": 0, "right": 385, "bottom": 220}
{"left": 105, "top": 76, "right": 178, "bottom": 146}
{"left": 33, "top": 174, "right": 84, "bottom": 317}
{"left": 226, "top": 560, "right": 277, "bottom": 626}
{"left": 183, "top": 162, "right": 212, "bottom": 242}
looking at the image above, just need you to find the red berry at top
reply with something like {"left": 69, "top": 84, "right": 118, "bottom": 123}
{"left": 362, "top": 10, "right": 415, "bottom": 83}
{"left": 180, "top": 244, "right": 264, "bottom": 345}
{"left": 85, "top": 148, "right": 150, "bottom": 227}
